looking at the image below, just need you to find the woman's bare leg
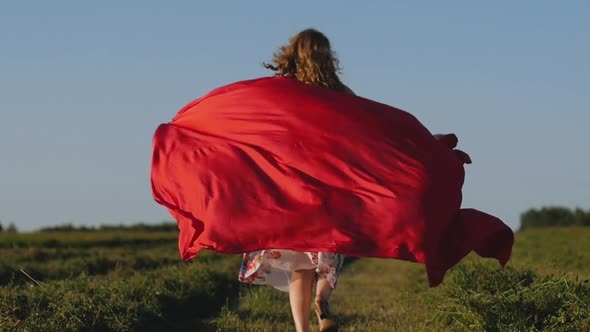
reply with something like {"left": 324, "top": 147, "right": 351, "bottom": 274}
{"left": 314, "top": 277, "right": 334, "bottom": 325}
{"left": 289, "top": 269, "right": 315, "bottom": 332}
{"left": 315, "top": 276, "right": 333, "bottom": 303}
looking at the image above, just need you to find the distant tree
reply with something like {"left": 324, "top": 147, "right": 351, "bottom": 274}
{"left": 520, "top": 206, "right": 590, "bottom": 231}
{"left": 574, "top": 207, "right": 590, "bottom": 226}
{"left": 39, "top": 221, "right": 177, "bottom": 232}
{"left": 39, "top": 223, "right": 99, "bottom": 232}
{"left": 6, "top": 222, "right": 17, "bottom": 233}
{"left": 0, "top": 222, "right": 3, "bottom": 232}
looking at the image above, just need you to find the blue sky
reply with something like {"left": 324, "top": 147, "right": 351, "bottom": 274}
{"left": 1, "top": 1, "right": 588, "bottom": 231}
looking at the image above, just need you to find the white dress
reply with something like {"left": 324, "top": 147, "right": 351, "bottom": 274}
{"left": 238, "top": 250, "right": 344, "bottom": 292}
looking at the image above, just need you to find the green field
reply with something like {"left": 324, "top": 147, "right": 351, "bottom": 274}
{"left": 1, "top": 227, "right": 589, "bottom": 331}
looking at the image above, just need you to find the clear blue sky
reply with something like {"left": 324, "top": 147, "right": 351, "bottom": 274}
{"left": 1, "top": 1, "right": 588, "bottom": 231}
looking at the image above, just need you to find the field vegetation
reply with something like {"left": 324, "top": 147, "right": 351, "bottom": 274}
{"left": 1, "top": 224, "right": 589, "bottom": 331}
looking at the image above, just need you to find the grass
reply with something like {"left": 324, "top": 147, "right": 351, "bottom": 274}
{"left": 213, "top": 228, "right": 590, "bottom": 331}
{"left": 437, "top": 262, "right": 590, "bottom": 332}
{"left": 1, "top": 227, "right": 589, "bottom": 331}
{"left": 508, "top": 227, "right": 590, "bottom": 279}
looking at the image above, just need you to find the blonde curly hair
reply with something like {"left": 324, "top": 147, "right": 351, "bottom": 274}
{"left": 264, "top": 28, "right": 347, "bottom": 92}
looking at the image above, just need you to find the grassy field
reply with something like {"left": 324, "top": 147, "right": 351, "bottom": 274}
{"left": 1, "top": 227, "right": 589, "bottom": 331}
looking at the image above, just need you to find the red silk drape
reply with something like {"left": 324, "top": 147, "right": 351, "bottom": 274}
{"left": 151, "top": 77, "right": 514, "bottom": 286}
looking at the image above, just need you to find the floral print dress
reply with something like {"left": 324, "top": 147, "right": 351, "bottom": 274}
{"left": 239, "top": 250, "right": 344, "bottom": 292}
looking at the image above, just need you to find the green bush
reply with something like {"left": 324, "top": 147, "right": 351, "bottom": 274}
{"left": 0, "top": 262, "right": 240, "bottom": 331}
{"left": 520, "top": 207, "right": 590, "bottom": 231}
{"left": 437, "top": 263, "right": 590, "bottom": 332}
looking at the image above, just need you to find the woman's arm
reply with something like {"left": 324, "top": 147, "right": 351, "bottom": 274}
{"left": 434, "top": 133, "right": 472, "bottom": 164}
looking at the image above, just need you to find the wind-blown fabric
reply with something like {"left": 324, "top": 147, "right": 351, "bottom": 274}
{"left": 151, "top": 77, "right": 514, "bottom": 287}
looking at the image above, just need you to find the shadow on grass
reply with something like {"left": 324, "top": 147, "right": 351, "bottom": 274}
{"left": 342, "top": 255, "right": 360, "bottom": 271}
{"left": 134, "top": 272, "right": 242, "bottom": 332}
{"left": 152, "top": 255, "right": 366, "bottom": 331}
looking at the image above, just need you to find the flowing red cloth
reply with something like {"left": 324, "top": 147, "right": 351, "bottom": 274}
{"left": 151, "top": 77, "right": 514, "bottom": 287}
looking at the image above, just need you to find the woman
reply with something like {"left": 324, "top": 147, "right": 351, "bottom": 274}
{"left": 238, "top": 28, "right": 350, "bottom": 332}
{"left": 151, "top": 25, "right": 513, "bottom": 332}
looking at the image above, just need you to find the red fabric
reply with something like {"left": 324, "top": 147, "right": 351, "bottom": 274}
{"left": 151, "top": 77, "right": 514, "bottom": 287}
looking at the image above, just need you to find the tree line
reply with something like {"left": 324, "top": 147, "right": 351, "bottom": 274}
{"left": 0, "top": 222, "right": 17, "bottom": 232}
{"left": 3, "top": 208, "right": 589, "bottom": 233}
{"left": 38, "top": 222, "right": 178, "bottom": 232}
{"left": 520, "top": 206, "right": 590, "bottom": 231}
{"left": 0, "top": 222, "right": 177, "bottom": 233}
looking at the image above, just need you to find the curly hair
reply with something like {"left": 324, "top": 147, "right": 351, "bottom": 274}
{"left": 264, "top": 29, "right": 347, "bottom": 91}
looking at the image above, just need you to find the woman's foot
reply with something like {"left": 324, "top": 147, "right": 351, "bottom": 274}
{"left": 314, "top": 299, "right": 338, "bottom": 332}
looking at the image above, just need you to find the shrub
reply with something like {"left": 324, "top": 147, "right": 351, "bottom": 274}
{"left": 437, "top": 263, "right": 590, "bottom": 332}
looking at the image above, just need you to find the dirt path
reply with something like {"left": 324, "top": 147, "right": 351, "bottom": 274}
{"left": 213, "top": 258, "right": 447, "bottom": 331}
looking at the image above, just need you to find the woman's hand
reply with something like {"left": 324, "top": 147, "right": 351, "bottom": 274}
{"left": 454, "top": 149, "right": 472, "bottom": 164}
{"left": 434, "top": 133, "right": 472, "bottom": 164}
{"left": 433, "top": 133, "right": 458, "bottom": 149}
